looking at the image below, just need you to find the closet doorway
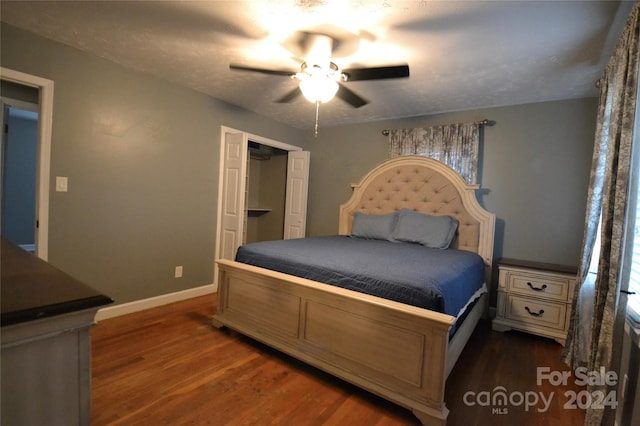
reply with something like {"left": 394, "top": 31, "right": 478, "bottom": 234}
{"left": 216, "top": 127, "right": 309, "bottom": 274}
{"left": 246, "top": 141, "right": 289, "bottom": 244}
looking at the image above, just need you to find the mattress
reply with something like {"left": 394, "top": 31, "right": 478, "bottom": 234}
{"left": 235, "top": 235, "right": 486, "bottom": 318}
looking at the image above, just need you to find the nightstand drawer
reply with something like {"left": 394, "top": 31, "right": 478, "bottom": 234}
{"left": 507, "top": 272, "right": 570, "bottom": 302}
{"left": 505, "top": 295, "right": 567, "bottom": 330}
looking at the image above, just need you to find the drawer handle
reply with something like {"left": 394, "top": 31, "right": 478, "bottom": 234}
{"left": 527, "top": 282, "right": 547, "bottom": 292}
{"left": 525, "top": 306, "right": 545, "bottom": 317}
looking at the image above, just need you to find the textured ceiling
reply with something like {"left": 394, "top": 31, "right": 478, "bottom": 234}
{"left": 0, "top": 1, "right": 634, "bottom": 129}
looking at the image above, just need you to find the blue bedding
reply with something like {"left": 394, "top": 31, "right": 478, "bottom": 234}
{"left": 235, "top": 235, "right": 485, "bottom": 318}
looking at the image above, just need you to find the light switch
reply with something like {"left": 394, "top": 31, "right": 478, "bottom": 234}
{"left": 56, "top": 176, "right": 68, "bottom": 192}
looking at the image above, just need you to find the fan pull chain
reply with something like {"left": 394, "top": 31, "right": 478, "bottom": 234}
{"left": 314, "top": 101, "right": 320, "bottom": 137}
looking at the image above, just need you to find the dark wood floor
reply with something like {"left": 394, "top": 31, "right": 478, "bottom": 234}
{"left": 91, "top": 294, "right": 585, "bottom": 425}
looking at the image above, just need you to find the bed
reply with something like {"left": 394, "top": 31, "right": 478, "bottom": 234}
{"left": 213, "top": 155, "right": 495, "bottom": 426}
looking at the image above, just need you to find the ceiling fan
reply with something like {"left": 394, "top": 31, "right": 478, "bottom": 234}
{"left": 229, "top": 61, "right": 410, "bottom": 108}
{"left": 229, "top": 28, "right": 409, "bottom": 135}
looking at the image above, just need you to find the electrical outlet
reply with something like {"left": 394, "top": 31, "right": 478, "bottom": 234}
{"left": 174, "top": 266, "right": 183, "bottom": 278}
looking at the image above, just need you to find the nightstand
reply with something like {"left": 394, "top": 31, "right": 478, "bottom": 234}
{"left": 492, "top": 258, "right": 577, "bottom": 345}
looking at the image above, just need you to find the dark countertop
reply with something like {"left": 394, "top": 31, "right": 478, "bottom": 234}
{"left": 1, "top": 239, "right": 113, "bottom": 326}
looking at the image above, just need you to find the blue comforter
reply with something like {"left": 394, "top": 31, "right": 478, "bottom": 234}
{"left": 235, "top": 235, "right": 485, "bottom": 318}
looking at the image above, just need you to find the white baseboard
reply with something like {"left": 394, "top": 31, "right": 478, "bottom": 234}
{"left": 95, "top": 284, "right": 216, "bottom": 322}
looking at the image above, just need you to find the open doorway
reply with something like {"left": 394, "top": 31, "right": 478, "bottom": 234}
{"left": 246, "top": 141, "right": 289, "bottom": 244}
{"left": 0, "top": 67, "right": 54, "bottom": 260}
{"left": 1, "top": 99, "right": 39, "bottom": 253}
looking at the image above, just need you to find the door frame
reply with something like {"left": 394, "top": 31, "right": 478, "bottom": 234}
{"left": 0, "top": 67, "right": 54, "bottom": 260}
{"left": 214, "top": 126, "right": 303, "bottom": 290}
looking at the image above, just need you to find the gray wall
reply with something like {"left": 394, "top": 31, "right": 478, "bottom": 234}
{"left": 1, "top": 24, "right": 308, "bottom": 305}
{"left": 306, "top": 98, "right": 597, "bottom": 270}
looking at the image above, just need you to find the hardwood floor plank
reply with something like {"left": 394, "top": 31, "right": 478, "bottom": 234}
{"left": 91, "top": 294, "right": 585, "bottom": 425}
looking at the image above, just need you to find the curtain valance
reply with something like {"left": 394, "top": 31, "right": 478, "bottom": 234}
{"left": 388, "top": 122, "right": 481, "bottom": 184}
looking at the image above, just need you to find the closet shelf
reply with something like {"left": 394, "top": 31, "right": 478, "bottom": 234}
{"left": 247, "top": 208, "right": 272, "bottom": 216}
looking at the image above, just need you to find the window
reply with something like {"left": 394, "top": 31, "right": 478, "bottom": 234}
{"left": 625, "top": 93, "right": 640, "bottom": 326}
{"left": 627, "top": 185, "right": 640, "bottom": 325}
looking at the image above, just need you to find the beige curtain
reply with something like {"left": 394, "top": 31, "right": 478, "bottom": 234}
{"left": 388, "top": 123, "right": 480, "bottom": 184}
{"left": 562, "top": 2, "right": 639, "bottom": 425}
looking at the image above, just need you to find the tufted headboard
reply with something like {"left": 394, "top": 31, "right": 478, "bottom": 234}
{"left": 338, "top": 156, "right": 496, "bottom": 268}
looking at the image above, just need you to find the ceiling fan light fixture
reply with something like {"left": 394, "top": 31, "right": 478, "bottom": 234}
{"left": 297, "top": 62, "right": 340, "bottom": 103}
{"left": 299, "top": 77, "right": 339, "bottom": 103}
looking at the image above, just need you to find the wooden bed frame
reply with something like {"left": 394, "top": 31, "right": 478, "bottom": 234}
{"left": 213, "top": 156, "right": 495, "bottom": 425}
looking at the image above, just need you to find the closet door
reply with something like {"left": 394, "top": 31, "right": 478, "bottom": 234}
{"left": 218, "top": 131, "right": 247, "bottom": 260}
{"left": 283, "top": 151, "right": 310, "bottom": 239}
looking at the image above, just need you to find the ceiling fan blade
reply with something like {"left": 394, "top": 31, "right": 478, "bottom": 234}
{"left": 229, "top": 64, "right": 295, "bottom": 77}
{"left": 336, "top": 84, "right": 369, "bottom": 108}
{"left": 276, "top": 87, "right": 301, "bottom": 103}
{"left": 341, "top": 65, "right": 410, "bottom": 81}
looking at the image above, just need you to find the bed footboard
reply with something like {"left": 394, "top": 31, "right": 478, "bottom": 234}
{"left": 213, "top": 259, "right": 458, "bottom": 426}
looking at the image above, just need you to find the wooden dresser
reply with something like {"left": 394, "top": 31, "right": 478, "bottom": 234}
{"left": 492, "top": 258, "right": 577, "bottom": 345}
{"left": 1, "top": 239, "right": 112, "bottom": 426}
